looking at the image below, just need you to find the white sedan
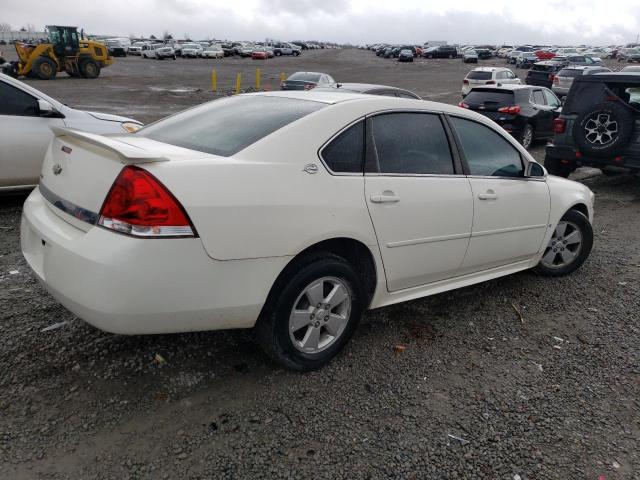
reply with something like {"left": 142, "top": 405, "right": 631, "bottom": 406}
{"left": 21, "top": 92, "right": 594, "bottom": 370}
{"left": 0, "top": 73, "right": 142, "bottom": 192}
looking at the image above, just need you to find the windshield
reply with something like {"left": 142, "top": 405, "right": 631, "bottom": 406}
{"left": 558, "top": 68, "right": 583, "bottom": 78}
{"left": 139, "top": 96, "right": 325, "bottom": 157}
{"left": 182, "top": 44, "right": 198, "bottom": 49}
{"left": 133, "top": 42, "right": 146, "bottom": 47}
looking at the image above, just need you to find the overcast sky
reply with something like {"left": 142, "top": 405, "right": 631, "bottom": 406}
{"left": 4, "top": 0, "right": 640, "bottom": 45}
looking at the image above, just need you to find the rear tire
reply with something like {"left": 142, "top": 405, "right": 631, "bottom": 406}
{"left": 255, "top": 253, "right": 365, "bottom": 371}
{"left": 533, "top": 210, "right": 592, "bottom": 276}
{"left": 79, "top": 59, "right": 100, "bottom": 78}
{"left": 32, "top": 56, "right": 57, "bottom": 80}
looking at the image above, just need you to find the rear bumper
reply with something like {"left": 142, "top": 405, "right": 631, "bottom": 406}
{"left": 546, "top": 144, "right": 640, "bottom": 170}
{"left": 21, "top": 188, "right": 290, "bottom": 335}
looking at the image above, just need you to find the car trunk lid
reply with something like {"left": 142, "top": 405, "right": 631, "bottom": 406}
{"left": 39, "top": 128, "right": 187, "bottom": 229}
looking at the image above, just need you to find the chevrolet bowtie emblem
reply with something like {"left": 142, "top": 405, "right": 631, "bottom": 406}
{"left": 52, "top": 164, "right": 63, "bottom": 175}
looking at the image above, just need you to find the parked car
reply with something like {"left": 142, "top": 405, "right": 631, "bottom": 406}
{"left": 507, "top": 51, "right": 523, "bottom": 64}
{"left": 423, "top": 45, "right": 458, "bottom": 59}
{"left": 462, "top": 50, "right": 478, "bottom": 63}
{"left": 535, "top": 50, "right": 556, "bottom": 60}
{"left": 181, "top": 43, "right": 203, "bottom": 58}
{"left": 459, "top": 84, "right": 562, "bottom": 149}
{"left": 461, "top": 67, "right": 521, "bottom": 97}
{"left": 475, "top": 48, "right": 492, "bottom": 60}
{"left": 617, "top": 48, "right": 640, "bottom": 62}
{"left": 281, "top": 72, "right": 335, "bottom": 90}
{"left": 565, "top": 55, "right": 602, "bottom": 65}
{"left": 545, "top": 72, "right": 640, "bottom": 177}
{"left": 314, "top": 82, "right": 421, "bottom": 99}
{"left": 20, "top": 91, "right": 594, "bottom": 371}
{"left": 273, "top": 43, "right": 300, "bottom": 56}
{"left": 239, "top": 44, "right": 255, "bottom": 58}
{"left": 105, "top": 38, "right": 130, "bottom": 57}
{"left": 516, "top": 52, "right": 538, "bottom": 69}
{"left": 201, "top": 45, "right": 224, "bottom": 59}
{"left": 128, "top": 41, "right": 148, "bottom": 55}
{"left": 398, "top": 49, "right": 414, "bottom": 62}
{"left": 620, "top": 65, "right": 640, "bottom": 73}
{"left": 0, "top": 73, "right": 142, "bottom": 192}
{"left": 551, "top": 65, "right": 612, "bottom": 97}
{"left": 142, "top": 43, "right": 176, "bottom": 60}
{"left": 526, "top": 61, "right": 566, "bottom": 88}
{"left": 252, "top": 48, "right": 268, "bottom": 60}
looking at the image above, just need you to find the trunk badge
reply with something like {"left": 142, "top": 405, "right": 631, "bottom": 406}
{"left": 61, "top": 146, "right": 72, "bottom": 154}
{"left": 52, "top": 164, "right": 63, "bottom": 175}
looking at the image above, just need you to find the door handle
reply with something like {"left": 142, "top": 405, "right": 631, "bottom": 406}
{"left": 478, "top": 191, "right": 498, "bottom": 200}
{"left": 370, "top": 193, "right": 400, "bottom": 203}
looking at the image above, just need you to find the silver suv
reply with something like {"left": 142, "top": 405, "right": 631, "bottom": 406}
{"left": 551, "top": 66, "right": 611, "bottom": 97}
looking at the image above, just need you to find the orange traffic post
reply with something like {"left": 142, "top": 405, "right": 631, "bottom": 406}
{"left": 235, "top": 73, "right": 241, "bottom": 94}
{"left": 211, "top": 68, "right": 217, "bottom": 93}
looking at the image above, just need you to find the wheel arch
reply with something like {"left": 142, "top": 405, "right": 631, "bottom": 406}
{"left": 567, "top": 202, "right": 589, "bottom": 219}
{"left": 261, "top": 237, "right": 379, "bottom": 318}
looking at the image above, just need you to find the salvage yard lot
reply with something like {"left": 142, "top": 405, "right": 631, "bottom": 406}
{"left": 1, "top": 48, "right": 639, "bottom": 479}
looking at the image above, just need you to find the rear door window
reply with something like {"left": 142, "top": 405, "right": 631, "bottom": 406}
{"left": 371, "top": 113, "right": 454, "bottom": 175}
{"left": 532, "top": 90, "right": 546, "bottom": 105}
{"left": 450, "top": 116, "right": 524, "bottom": 177}
{"left": 139, "top": 96, "right": 325, "bottom": 156}
{"left": 464, "top": 90, "right": 515, "bottom": 109}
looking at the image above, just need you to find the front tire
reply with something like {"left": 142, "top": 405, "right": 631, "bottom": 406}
{"left": 256, "top": 253, "right": 365, "bottom": 371}
{"left": 533, "top": 210, "right": 593, "bottom": 276}
{"left": 32, "top": 56, "right": 57, "bottom": 80}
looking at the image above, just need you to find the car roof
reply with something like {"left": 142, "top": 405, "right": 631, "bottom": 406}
{"left": 576, "top": 72, "right": 640, "bottom": 83}
{"left": 314, "top": 83, "right": 420, "bottom": 97}
{"left": 470, "top": 84, "right": 535, "bottom": 92}
{"left": 247, "top": 91, "right": 472, "bottom": 115}
{"left": 470, "top": 66, "right": 510, "bottom": 72}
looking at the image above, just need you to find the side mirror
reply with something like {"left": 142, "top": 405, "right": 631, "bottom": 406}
{"left": 525, "top": 162, "right": 546, "bottom": 178}
{"left": 37, "top": 99, "right": 56, "bottom": 116}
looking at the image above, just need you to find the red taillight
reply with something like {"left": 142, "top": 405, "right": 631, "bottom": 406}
{"left": 98, "top": 166, "right": 195, "bottom": 238}
{"left": 553, "top": 76, "right": 559, "bottom": 84}
{"left": 548, "top": 74, "right": 556, "bottom": 81}
{"left": 463, "top": 79, "right": 469, "bottom": 85}
{"left": 553, "top": 117, "right": 566, "bottom": 134}
{"left": 498, "top": 105, "right": 521, "bottom": 114}
{"left": 458, "top": 101, "right": 469, "bottom": 109}
{"left": 486, "top": 80, "right": 496, "bottom": 85}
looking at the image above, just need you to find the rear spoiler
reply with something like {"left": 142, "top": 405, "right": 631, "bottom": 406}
{"left": 51, "top": 127, "right": 168, "bottom": 164}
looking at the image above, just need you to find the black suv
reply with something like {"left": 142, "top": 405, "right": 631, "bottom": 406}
{"left": 459, "top": 85, "right": 562, "bottom": 149}
{"left": 422, "top": 46, "right": 458, "bottom": 59}
{"left": 545, "top": 73, "right": 640, "bottom": 177}
{"left": 526, "top": 60, "right": 566, "bottom": 88}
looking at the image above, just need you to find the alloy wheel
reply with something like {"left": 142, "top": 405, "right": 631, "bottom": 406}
{"left": 522, "top": 126, "right": 533, "bottom": 149}
{"left": 288, "top": 276, "right": 351, "bottom": 354}
{"left": 584, "top": 113, "right": 618, "bottom": 145}
{"left": 540, "top": 221, "right": 583, "bottom": 269}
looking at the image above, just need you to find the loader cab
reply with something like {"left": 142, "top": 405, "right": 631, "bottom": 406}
{"left": 46, "top": 26, "right": 80, "bottom": 58}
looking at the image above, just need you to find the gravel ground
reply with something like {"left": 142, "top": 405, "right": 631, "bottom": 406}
{"left": 1, "top": 49, "right": 639, "bottom": 479}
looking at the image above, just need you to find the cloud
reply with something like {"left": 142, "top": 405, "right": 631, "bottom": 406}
{"left": 2, "top": 0, "right": 640, "bottom": 44}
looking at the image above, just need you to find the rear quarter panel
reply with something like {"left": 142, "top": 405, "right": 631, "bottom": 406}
{"left": 145, "top": 100, "right": 386, "bottom": 261}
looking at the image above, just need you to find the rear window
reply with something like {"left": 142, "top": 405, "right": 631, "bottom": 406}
{"left": 558, "top": 69, "right": 583, "bottom": 78}
{"left": 464, "top": 90, "right": 515, "bottom": 106}
{"left": 289, "top": 73, "right": 321, "bottom": 82}
{"left": 139, "top": 96, "right": 325, "bottom": 157}
{"left": 531, "top": 64, "right": 553, "bottom": 72}
{"left": 467, "top": 71, "right": 492, "bottom": 80}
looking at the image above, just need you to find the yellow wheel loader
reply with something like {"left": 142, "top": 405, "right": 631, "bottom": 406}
{"left": 4, "top": 25, "right": 112, "bottom": 80}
